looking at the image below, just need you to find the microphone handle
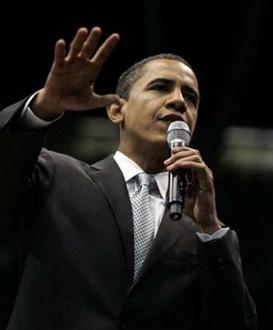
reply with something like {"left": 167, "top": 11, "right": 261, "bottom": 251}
{"left": 167, "top": 139, "right": 186, "bottom": 220}
{"left": 168, "top": 172, "right": 185, "bottom": 220}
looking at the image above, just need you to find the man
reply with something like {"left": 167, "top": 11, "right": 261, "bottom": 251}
{"left": 0, "top": 26, "right": 257, "bottom": 329}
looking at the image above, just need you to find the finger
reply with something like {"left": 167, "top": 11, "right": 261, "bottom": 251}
{"left": 79, "top": 26, "right": 102, "bottom": 59}
{"left": 54, "top": 39, "right": 66, "bottom": 65}
{"left": 87, "top": 93, "right": 122, "bottom": 109}
{"left": 91, "top": 33, "right": 120, "bottom": 67}
{"left": 164, "top": 150, "right": 203, "bottom": 166}
{"left": 197, "top": 167, "right": 214, "bottom": 189}
{"left": 166, "top": 160, "right": 206, "bottom": 173}
{"left": 185, "top": 167, "right": 214, "bottom": 195}
{"left": 66, "top": 27, "right": 89, "bottom": 60}
{"left": 172, "top": 146, "right": 191, "bottom": 153}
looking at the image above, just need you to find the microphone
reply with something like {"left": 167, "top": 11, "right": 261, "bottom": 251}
{"left": 167, "top": 121, "right": 191, "bottom": 220}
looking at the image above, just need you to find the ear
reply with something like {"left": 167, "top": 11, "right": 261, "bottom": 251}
{"left": 106, "top": 98, "right": 126, "bottom": 125}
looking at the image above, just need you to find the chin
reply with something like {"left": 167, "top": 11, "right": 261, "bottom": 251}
{"left": 150, "top": 139, "right": 169, "bottom": 156}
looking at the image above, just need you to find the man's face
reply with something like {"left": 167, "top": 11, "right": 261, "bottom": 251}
{"left": 120, "top": 59, "right": 199, "bottom": 151}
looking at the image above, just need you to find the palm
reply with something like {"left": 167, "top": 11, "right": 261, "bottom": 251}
{"left": 46, "top": 57, "right": 101, "bottom": 110}
{"left": 39, "top": 27, "right": 120, "bottom": 114}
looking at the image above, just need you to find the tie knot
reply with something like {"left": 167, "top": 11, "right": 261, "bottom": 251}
{"left": 136, "top": 173, "right": 157, "bottom": 194}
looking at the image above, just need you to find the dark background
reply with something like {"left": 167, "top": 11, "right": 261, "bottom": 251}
{"left": 1, "top": 1, "right": 272, "bottom": 329}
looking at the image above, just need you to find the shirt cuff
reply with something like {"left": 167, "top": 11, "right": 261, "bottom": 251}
{"left": 196, "top": 227, "right": 230, "bottom": 242}
{"left": 21, "top": 92, "right": 64, "bottom": 129}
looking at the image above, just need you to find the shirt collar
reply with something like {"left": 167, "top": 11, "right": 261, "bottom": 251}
{"left": 113, "top": 151, "right": 168, "bottom": 199}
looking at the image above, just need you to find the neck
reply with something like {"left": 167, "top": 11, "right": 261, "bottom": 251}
{"left": 118, "top": 141, "right": 169, "bottom": 174}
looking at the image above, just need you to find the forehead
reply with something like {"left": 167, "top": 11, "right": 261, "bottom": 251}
{"left": 135, "top": 59, "right": 199, "bottom": 91}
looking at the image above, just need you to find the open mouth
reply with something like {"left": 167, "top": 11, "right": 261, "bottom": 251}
{"left": 158, "top": 113, "right": 184, "bottom": 124}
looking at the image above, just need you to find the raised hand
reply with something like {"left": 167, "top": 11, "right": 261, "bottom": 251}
{"left": 164, "top": 146, "right": 222, "bottom": 234}
{"left": 32, "top": 26, "right": 121, "bottom": 120}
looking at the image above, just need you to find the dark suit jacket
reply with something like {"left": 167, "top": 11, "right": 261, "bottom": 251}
{"left": 0, "top": 100, "right": 257, "bottom": 330}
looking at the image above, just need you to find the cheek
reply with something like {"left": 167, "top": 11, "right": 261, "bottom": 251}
{"left": 188, "top": 110, "right": 198, "bottom": 129}
{"left": 123, "top": 97, "right": 162, "bottom": 130}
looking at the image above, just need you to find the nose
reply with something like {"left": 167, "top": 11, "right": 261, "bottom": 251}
{"left": 165, "top": 89, "right": 186, "bottom": 113}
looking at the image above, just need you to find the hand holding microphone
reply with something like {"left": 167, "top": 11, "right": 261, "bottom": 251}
{"left": 165, "top": 121, "right": 220, "bottom": 232}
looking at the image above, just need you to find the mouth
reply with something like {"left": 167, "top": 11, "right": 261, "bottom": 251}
{"left": 158, "top": 113, "right": 184, "bottom": 124}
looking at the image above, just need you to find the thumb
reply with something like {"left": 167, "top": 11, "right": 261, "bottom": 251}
{"left": 88, "top": 94, "right": 122, "bottom": 109}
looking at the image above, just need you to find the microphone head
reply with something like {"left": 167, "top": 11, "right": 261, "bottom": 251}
{"left": 167, "top": 121, "right": 191, "bottom": 148}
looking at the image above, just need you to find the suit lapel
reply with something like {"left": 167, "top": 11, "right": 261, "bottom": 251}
{"left": 85, "top": 156, "right": 134, "bottom": 280}
{"left": 132, "top": 209, "right": 199, "bottom": 285}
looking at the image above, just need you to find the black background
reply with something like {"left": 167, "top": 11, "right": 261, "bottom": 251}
{"left": 0, "top": 1, "right": 272, "bottom": 329}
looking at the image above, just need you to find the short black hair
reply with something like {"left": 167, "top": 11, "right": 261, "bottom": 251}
{"left": 116, "top": 53, "right": 193, "bottom": 99}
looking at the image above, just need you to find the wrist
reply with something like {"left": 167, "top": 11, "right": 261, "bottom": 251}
{"left": 201, "top": 224, "right": 222, "bottom": 235}
{"left": 31, "top": 89, "right": 66, "bottom": 121}
{"left": 199, "top": 215, "right": 222, "bottom": 235}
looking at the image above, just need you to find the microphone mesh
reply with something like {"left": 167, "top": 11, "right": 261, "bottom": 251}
{"left": 167, "top": 121, "right": 191, "bottom": 147}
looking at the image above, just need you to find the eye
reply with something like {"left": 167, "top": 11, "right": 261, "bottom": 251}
{"left": 151, "top": 83, "right": 169, "bottom": 92}
{"left": 184, "top": 92, "right": 198, "bottom": 106}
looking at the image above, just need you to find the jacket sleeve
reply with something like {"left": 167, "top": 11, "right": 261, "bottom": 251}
{"left": 0, "top": 99, "right": 46, "bottom": 233}
{"left": 198, "top": 229, "right": 257, "bottom": 330}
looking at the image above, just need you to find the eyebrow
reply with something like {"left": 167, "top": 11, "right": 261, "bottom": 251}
{"left": 146, "top": 78, "right": 200, "bottom": 100}
{"left": 146, "top": 78, "right": 173, "bottom": 87}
